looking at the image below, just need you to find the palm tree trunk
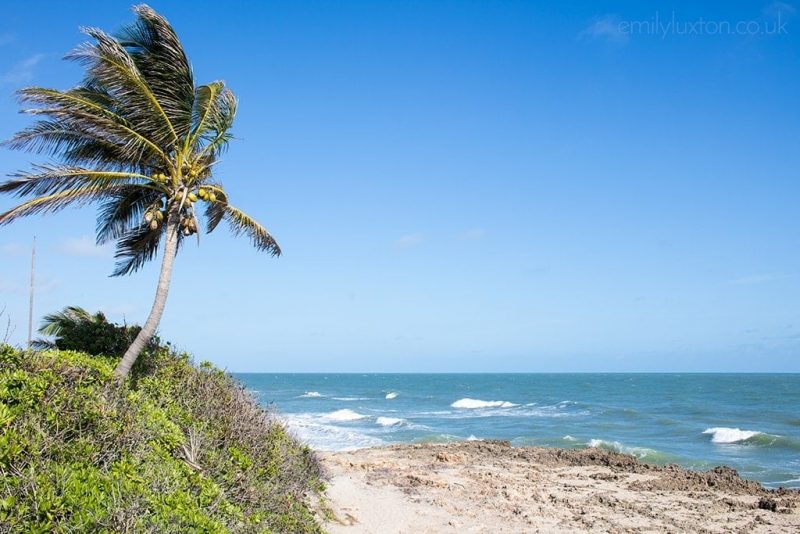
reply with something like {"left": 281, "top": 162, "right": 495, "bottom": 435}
{"left": 113, "top": 213, "right": 180, "bottom": 379}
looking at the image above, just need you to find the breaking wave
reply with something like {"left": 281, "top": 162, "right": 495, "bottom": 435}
{"left": 703, "top": 427, "right": 762, "bottom": 444}
{"left": 702, "top": 427, "right": 800, "bottom": 450}
{"left": 588, "top": 439, "right": 671, "bottom": 463}
{"left": 281, "top": 414, "right": 383, "bottom": 451}
{"left": 451, "top": 398, "right": 518, "bottom": 409}
{"left": 376, "top": 416, "right": 405, "bottom": 427}
{"left": 324, "top": 409, "right": 367, "bottom": 422}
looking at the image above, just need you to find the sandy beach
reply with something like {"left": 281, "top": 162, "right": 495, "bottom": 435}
{"left": 319, "top": 440, "right": 800, "bottom": 533}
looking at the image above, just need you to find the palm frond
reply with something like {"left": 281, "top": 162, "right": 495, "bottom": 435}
{"left": 5, "top": 119, "right": 112, "bottom": 157}
{"left": 112, "top": 220, "right": 164, "bottom": 276}
{"left": 200, "top": 183, "right": 228, "bottom": 232}
{"left": 0, "top": 165, "right": 153, "bottom": 198}
{"left": 197, "top": 87, "right": 237, "bottom": 158}
{"left": 14, "top": 87, "right": 169, "bottom": 164}
{"left": 220, "top": 204, "right": 281, "bottom": 256}
{"left": 31, "top": 338, "right": 57, "bottom": 350}
{"left": 117, "top": 4, "right": 195, "bottom": 143}
{"left": 38, "top": 306, "right": 93, "bottom": 337}
{"left": 67, "top": 26, "right": 178, "bottom": 148}
{"left": 0, "top": 186, "right": 128, "bottom": 226}
{"left": 96, "top": 186, "right": 163, "bottom": 244}
{"left": 187, "top": 81, "right": 222, "bottom": 151}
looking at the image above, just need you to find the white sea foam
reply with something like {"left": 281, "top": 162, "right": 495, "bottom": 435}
{"left": 703, "top": 427, "right": 762, "bottom": 444}
{"left": 467, "top": 434, "right": 480, "bottom": 441}
{"left": 385, "top": 392, "right": 398, "bottom": 399}
{"left": 324, "top": 409, "right": 367, "bottom": 422}
{"left": 563, "top": 435, "right": 577, "bottom": 441}
{"left": 281, "top": 414, "right": 382, "bottom": 451}
{"left": 588, "top": 439, "right": 660, "bottom": 460}
{"left": 299, "top": 391, "right": 322, "bottom": 398}
{"left": 376, "top": 416, "right": 404, "bottom": 427}
{"left": 451, "top": 398, "right": 518, "bottom": 409}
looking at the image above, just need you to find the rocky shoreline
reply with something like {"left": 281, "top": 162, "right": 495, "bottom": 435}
{"left": 320, "top": 440, "right": 800, "bottom": 533}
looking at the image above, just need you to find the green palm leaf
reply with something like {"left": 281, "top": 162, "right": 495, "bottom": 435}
{"left": 222, "top": 204, "right": 281, "bottom": 256}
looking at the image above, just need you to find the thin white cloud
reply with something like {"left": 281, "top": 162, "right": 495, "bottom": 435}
{"left": 579, "top": 15, "right": 629, "bottom": 44}
{"left": 59, "top": 236, "right": 112, "bottom": 258}
{"left": 459, "top": 228, "right": 487, "bottom": 241}
{"left": 1, "top": 53, "right": 45, "bottom": 85}
{"left": 728, "top": 273, "right": 793, "bottom": 286}
{"left": 0, "top": 274, "right": 59, "bottom": 295}
{"left": 395, "top": 233, "right": 424, "bottom": 249}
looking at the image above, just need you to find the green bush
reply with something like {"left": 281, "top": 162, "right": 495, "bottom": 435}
{"left": 34, "top": 306, "right": 165, "bottom": 357}
{"left": 0, "top": 345, "right": 324, "bottom": 533}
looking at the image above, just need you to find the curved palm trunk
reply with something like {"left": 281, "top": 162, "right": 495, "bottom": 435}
{"left": 114, "top": 215, "right": 180, "bottom": 379}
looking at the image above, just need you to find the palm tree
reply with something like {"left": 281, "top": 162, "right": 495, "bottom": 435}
{"left": 0, "top": 5, "right": 280, "bottom": 378}
{"left": 33, "top": 305, "right": 162, "bottom": 357}
{"left": 33, "top": 306, "right": 96, "bottom": 350}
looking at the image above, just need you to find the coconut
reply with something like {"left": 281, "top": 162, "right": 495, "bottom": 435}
{"left": 150, "top": 220, "right": 158, "bottom": 230}
{"left": 208, "top": 193, "right": 217, "bottom": 202}
{"left": 155, "top": 211, "right": 164, "bottom": 221}
{"left": 188, "top": 193, "right": 198, "bottom": 202}
{"left": 144, "top": 212, "right": 154, "bottom": 223}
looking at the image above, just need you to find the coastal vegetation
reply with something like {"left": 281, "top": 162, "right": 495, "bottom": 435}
{"left": 0, "top": 341, "right": 325, "bottom": 532}
{"left": 32, "top": 305, "right": 163, "bottom": 356}
{"left": 0, "top": 4, "right": 280, "bottom": 378}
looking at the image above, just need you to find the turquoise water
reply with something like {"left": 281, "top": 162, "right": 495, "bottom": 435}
{"left": 236, "top": 373, "right": 800, "bottom": 488}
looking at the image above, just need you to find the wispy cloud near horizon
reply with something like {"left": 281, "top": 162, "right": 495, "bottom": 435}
{"left": 59, "top": 236, "right": 112, "bottom": 258}
{"left": 0, "top": 274, "right": 60, "bottom": 295}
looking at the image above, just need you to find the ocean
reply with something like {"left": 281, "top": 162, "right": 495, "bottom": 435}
{"left": 236, "top": 373, "right": 800, "bottom": 489}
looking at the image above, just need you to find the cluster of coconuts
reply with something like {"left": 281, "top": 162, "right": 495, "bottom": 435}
{"left": 180, "top": 216, "right": 198, "bottom": 236}
{"left": 190, "top": 188, "right": 217, "bottom": 203}
{"left": 143, "top": 202, "right": 165, "bottom": 230}
{"left": 143, "top": 167, "right": 217, "bottom": 234}
{"left": 184, "top": 165, "right": 201, "bottom": 178}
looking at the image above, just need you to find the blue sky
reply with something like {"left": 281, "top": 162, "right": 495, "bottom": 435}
{"left": 0, "top": 1, "right": 798, "bottom": 372}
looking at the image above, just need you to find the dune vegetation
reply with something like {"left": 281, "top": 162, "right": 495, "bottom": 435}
{"left": 0, "top": 343, "right": 325, "bottom": 533}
